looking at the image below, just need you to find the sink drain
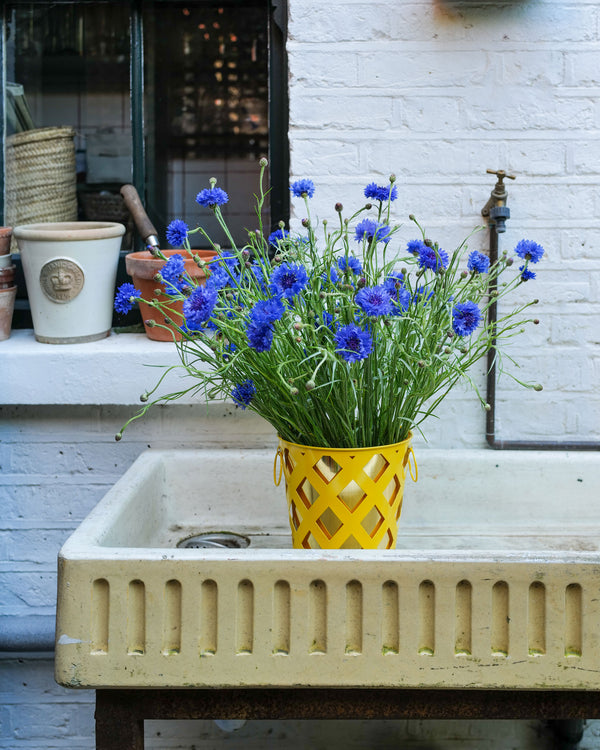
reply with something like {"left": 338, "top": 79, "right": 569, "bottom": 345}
{"left": 177, "top": 532, "right": 250, "bottom": 549}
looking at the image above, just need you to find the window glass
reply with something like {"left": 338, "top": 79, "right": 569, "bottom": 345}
{"left": 144, "top": 2, "right": 269, "bottom": 248}
{"left": 5, "top": 3, "right": 133, "bottom": 244}
{"left": 4, "top": 1, "right": 270, "bottom": 251}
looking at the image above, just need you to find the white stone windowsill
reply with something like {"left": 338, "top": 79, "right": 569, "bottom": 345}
{"left": 3, "top": 329, "right": 206, "bottom": 405}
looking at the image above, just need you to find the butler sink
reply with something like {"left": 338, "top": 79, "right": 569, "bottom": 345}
{"left": 55, "top": 447, "right": 600, "bottom": 691}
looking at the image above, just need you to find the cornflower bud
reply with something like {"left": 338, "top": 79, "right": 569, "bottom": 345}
{"left": 357, "top": 277, "right": 366, "bottom": 289}
{"left": 534, "top": 383, "right": 543, "bottom": 391}
{"left": 290, "top": 387, "right": 299, "bottom": 396}
{"left": 389, "top": 173, "right": 396, "bottom": 183}
{"left": 506, "top": 257, "right": 514, "bottom": 266}
{"left": 365, "top": 203, "right": 372, "bottom": 210}
{"left": 305, "top": 380, "right": 316, "bottom": 391}
{"left": 335, "top": 203, "right": 343, "bottom": 212}
{"left": 461, "top": 270, "right": 468, "bottom": 278}
{"left": 242, "top": 249, "right": 250, "bottom": 260}
{"left": 533, "top": 319, "right": 540, "bottom": 325}
{"left": 424, "top": 238, "right": 433, "bottom": 247}
{"left": 301, "top": 218, "right": 309, "bottom": 228}
{"left": 145, "top": 319, "right": 156, "bottom": 327}
{"left": 259, "top": 157, "right": 268, "bottom": 167}
{"left": 293, "top": 322, "right": 302, "bottom": 330}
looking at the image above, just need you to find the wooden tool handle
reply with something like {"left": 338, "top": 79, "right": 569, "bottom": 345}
{"left": 120, "top": 184, "right": 159, "bottom": 244}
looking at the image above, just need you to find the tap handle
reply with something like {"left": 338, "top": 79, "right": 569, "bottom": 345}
{"left": 486, "top": 169, "right": 516, "bottom": 183}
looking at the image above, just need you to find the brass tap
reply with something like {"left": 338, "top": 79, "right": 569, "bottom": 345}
{"left": 482, "top": 169, "right": 516, "bottom": 233}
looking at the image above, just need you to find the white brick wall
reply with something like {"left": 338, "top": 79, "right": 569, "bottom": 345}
{"left": 3, "top": 0, "right": 600, "bottom": 747}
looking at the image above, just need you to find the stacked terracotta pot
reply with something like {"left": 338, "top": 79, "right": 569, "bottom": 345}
{"left": 0, "top": 227, "right": 16, "bottom": 341}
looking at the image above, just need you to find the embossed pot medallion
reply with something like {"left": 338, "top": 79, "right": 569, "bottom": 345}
{"left": 39, "top": 257, "right": 85, "bottom": 303}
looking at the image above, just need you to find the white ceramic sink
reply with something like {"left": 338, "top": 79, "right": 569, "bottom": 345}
{"left": 55, "top": 447, "right": 600, "bottom": 690}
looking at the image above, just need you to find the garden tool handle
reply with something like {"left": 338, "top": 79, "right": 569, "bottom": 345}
{"left": 120, "top": 184, "right": 160, "bottom": 252}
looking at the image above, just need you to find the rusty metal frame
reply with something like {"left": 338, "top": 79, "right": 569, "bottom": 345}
{"left": 95, "top": 688, "right": 600, "bottom": 750}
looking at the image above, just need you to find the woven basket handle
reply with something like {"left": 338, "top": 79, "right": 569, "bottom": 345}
{"left": 120, "top": 184, "right": 160, "bottom": 251}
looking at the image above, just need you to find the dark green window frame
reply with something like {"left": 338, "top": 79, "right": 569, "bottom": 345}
{"left": 0, "top": 0, "right": 289, "bottom": 232}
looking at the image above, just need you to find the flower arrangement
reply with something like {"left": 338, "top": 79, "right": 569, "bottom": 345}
{"left": 115, "top": 159, "right": 544, "bottom": 449}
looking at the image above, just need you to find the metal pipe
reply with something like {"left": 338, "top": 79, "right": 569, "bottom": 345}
{"left": 0, "top": 615, "right": 55, "bottom": 653}
{"left": 482, "top": 171, "right": 600, "bottom": 451}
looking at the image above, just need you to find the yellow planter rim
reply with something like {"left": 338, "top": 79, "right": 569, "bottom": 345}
{"left": 277, "top": 432, "right": 413, "bottom": 454}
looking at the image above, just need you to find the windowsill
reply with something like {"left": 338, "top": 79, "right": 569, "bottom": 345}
{"left": 3, "top": 329, "right": 205, "bottom": 405}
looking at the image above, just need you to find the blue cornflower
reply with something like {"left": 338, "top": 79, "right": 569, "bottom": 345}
{"left": 196, "top": 186, "right": 229, "bottom": 208}
{"left": 247, "top": 322, "right": 274, "bottom": 352}
{"left": 269, "top": 263, "right": 309, "bottom": 299}
{"left": 321, "top": 266, "right": 340, "bottom": 284}
{"left": 206, "top": 264, "right": 230, "bottom": 291}
{"left": 183, "top": 285, "right": 218, "bottom": 329}
{"left": 519, "top": 265, "right": 536, "bottom": 282}
{"left": 354, "top": 219, "right": 392, "bottom": 244}
{"left": 467, "top": 250, "right": 490, "bottom": 274}
{"left": 406, "top": 239, "right": 425, "bottom": 255}
{"left": 334, "top": 323, "right": 373, "bottom": 363}
{"left": 159, "top": 254, "right": 186, "bottom": 295}
{"left": 217, "top": 250, "right": 240, "bottom": 271}
{"left": 232, "top": 379, "right": 256, "bottom": 409}
{"left": 416, "top": 243, "right": 449, "bottom": 272}
{"left": 249, "top": 297, "right": 285, "bottom": 326}
{"left": 267, "top": 228, "right": 290, "bottom": 247}
{"left": 249, "top": 263, "right": 267, "bottom": 292}
{"left": 165, "top": 219, "right": 189, "bottom": 247}
{"left": 384, "top": 275, "right": 411, "bottom": 314}
{"left": 514, "top": 239, "right": 545, "bottom": 264}
{"left": 290, "top": 179, "right": 315, "bottom": 198}
{"left": 337, "top": 255, "right": 363, "bottom": 275}
{"left": 452, "top": 301, "right": 481, "bottom": 337}
{"left": 356, "top": 285, "right": 394, "bottom": 317}
{"left": 383, "top": 272, "right": 405, "bottom": 293}
{"left": 364, "top": 182, "right": 398, "bottom": 202}
{"left": 246, "top": 297, "right": 285, "bottom": 352}
{"left": 114, "top": 283, "right": 140, "bottom": 314}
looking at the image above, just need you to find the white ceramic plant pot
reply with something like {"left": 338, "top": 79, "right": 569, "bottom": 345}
{"left": 14, "top": 221, "right": 125, "bottom": 344}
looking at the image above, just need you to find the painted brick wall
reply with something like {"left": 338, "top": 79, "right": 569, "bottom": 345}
{"left": 2, "top": 1, "right": 600, "bottom": 748}
{"left": 287, "top": 0, "right": 600, "bottom": 445}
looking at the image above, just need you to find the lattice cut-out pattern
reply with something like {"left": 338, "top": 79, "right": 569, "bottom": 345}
{"left": 279, "top": 436, "right": 414, "bottom": 549}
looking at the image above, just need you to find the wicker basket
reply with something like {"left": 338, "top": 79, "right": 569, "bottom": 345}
{"left": 79, "top": 190, "right": 133, "bottom": 252}
{"left": 5, "top": 126, "right": 78, "bottom": 250}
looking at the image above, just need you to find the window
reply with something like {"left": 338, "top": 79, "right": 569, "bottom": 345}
{"left": 1, "top": 0, "right": 289, "bottom": 325}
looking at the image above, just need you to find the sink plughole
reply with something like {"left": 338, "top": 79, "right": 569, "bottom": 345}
{"left": 56, "top": 448, "right": 600, "bottom": 689}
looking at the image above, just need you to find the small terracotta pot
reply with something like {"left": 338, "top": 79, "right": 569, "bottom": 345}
{"left": 125, "top": 249, "right": 217, "bottom": 341}
{"left": 0, "top": 263, "right": 16, "bottom": 289}
{"left": 0, "top": 286, "right": 16, "bottom": 341}
{"left": 0, "top": 227, "right": 13, "bottom": 256}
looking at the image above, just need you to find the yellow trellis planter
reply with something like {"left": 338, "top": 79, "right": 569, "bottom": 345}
{"left": 275, "top": 434, "right": 417, "bottom": 550}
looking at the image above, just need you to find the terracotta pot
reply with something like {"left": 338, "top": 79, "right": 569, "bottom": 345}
{"left": 0, "top": 262, "right": 16, "bottom": 289}
{"left": 0, "top": 286, "right": 16, "bottom": 341}
{"left": 125, "top": 249, "right": 217, "bottom": 341}
{"left": 0, "top": 227, "right": 13, "bottom": 256}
